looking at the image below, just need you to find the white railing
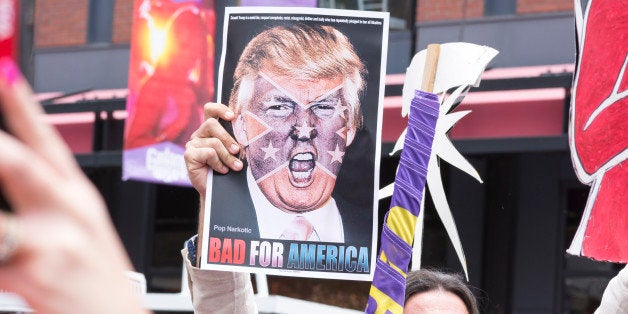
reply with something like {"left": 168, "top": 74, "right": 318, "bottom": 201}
{"left": 0, "top": 290, "right": 32, "bottom": 313}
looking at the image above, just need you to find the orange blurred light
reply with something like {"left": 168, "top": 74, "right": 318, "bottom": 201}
{"left": 149, "top": 24, "right": 168, "bottom": 63}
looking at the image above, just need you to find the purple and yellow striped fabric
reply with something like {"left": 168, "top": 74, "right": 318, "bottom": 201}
{"left": 366, "top": 90, "right": 439, "bottom": 314}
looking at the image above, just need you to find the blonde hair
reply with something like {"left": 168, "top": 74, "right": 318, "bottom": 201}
{"left": 229, "top": 24, "right": 366, "bottom": 129}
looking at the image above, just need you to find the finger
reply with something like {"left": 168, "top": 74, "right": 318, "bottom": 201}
{"left": 0, "top": 213, "right": 21, "bottom": 264}
{"left": 186, "top": 137, "right": 243, "bottom": 173}
{"left": 192, "top": 117, "right": 240, "bottom": 154}
{"left": 187, "top": 145, "right": 226, "bottom": 175}
{"left": 194, "top": 136, "right": 242, "bottom": 171}
{"left": 0, "top": 58, "right": 80, "bottom": 177}
{"left": 0, "top": 130, "right": 65, "bottom": 212}
{"left": 184, "top": 146, "right": 211, "bottom": 195}
{"left": 204, "top": 102, "right": 236, "bottom": 121}
{"left": 0, "top": 212, "right": 134, "bottom": 305}
{"left": 0, "top": 213, "right": 22, "bottom": 292}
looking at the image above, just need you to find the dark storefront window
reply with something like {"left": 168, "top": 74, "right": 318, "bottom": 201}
{"left": 87, "top": 0, "right": 114, "bottom": 43}
{"left": 149, "top": 185, "right": 198, "bottom": 291}
{"left": 561, "top": 186, "right": 622, "bottom": 313}
{"left": 484, "top": 0, "right": 515, "bottom": 16}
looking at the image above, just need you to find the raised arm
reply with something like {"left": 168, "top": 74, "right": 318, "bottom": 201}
{"left": 182, "top": 102, "right": 256, "bottom": 313}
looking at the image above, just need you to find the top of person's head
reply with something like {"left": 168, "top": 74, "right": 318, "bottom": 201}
{"left": 405, "top": 269, "right": 479, "bottom": 314}
{"left": 229, "top": 24, "right": 366, "bottom": 130}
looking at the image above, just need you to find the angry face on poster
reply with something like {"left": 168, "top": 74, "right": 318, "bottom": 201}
{"left": 227, "top": 24, "right": 366, "bottom": 241}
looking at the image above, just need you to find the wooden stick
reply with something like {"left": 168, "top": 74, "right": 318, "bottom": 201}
{"left": 196, "top": 199, "right": 205, "bottom": 266}
{"left": 420, "top": 44, "right": 441, "bottom": 93}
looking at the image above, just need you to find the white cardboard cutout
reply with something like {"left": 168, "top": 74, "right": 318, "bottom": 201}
{"left": 380, "top": 43, "right": 498, "bottom": 279}
{"left": 402, "top": 42, "right": 498, "bottom": 116}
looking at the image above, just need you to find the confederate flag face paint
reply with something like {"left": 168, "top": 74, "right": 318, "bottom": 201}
{"left": 234, "top": 70, "right": 356, "bottom": 213}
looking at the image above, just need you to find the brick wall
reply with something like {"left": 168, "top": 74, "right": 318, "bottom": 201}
{"left": 112, "top": 0, "right": 134, "bottom": 44}
{"left": 417, "top": 0, "right": 574, "bottom": 22}
{"left": 33, "top": 1, "right": 577, "bottom": 47}
{"left": 517, "top": 0, "right": 573, "bottom": 14}
{"left": 416, "top": 0, "right": 484, "bottom": 22}
{"left": 34, "top": 0, "right": 88, "bottom": 47}
{"left": 34, "top": 0, "right": 135, "bottom": 48}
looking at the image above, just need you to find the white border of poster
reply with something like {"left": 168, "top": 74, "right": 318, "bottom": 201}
{"left": 200, "top": 6, "right": 388, "bottom": 281}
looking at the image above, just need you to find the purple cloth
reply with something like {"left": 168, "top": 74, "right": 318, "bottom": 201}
{"left": 366, "top": 90, "right": 439, "bottom": 313}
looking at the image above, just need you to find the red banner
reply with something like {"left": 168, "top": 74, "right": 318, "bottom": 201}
{"left": 568, "top": 0, "right": 628, "bottom": 262}
{"left": 123, "top": 0, "right": 216, "bottom": 185}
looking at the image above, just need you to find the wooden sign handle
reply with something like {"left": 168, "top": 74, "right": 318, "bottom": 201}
{"left": 420, "top": 44, "right": 441, "bottom": 93}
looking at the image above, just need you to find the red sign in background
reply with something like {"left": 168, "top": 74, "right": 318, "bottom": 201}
{"left": 122, "top": 0, "right": 216, "bottom": 186}
{"left": 0, "top": 0, "right": 19, "bottom": 60}
{"left": 124, "top": 0, "right": 215, "bottom": 150}
{"left": 571, "top": 0, "right": 628, "bottom": 262}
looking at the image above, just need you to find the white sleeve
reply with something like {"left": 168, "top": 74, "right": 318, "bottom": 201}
{"left": 181, "top": 243, "right": 257, "bottom": 314}
{"left": 595, "top": 265, "right": 628, "bottom": 314}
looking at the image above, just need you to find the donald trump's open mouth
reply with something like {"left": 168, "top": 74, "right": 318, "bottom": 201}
{"left": 289, "top": 152, "right": 315, "bottom": 186}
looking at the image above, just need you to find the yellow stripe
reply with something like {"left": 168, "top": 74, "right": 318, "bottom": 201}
{"left": 379, "top": 251, "right": 388, "bottom": 262}
{"left": 379, "top": 251, "right": 407, "bottom": 278}
{"left": 369, "top": 285, "right": 404, "bottom": 314}
{"left": 386, "top": 206, "right": 417, "bottom": 246}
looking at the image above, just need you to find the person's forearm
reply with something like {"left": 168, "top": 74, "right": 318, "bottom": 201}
{"left": 182, "top": 239, "right": 257, "bottom": 314}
